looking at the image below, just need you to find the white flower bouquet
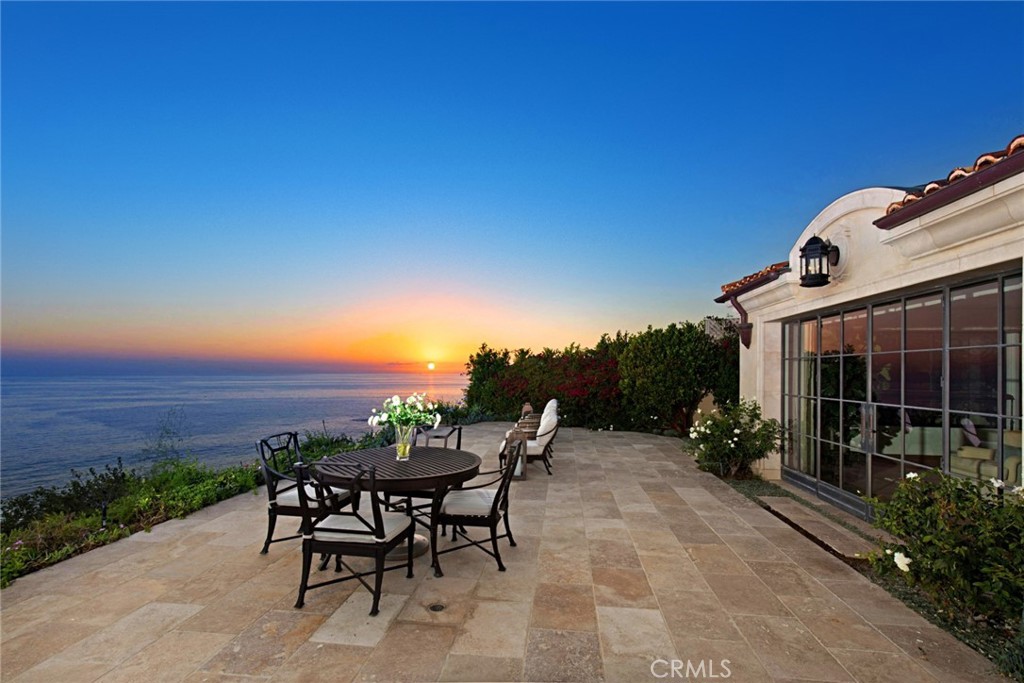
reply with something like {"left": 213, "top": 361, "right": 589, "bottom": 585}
{"left": 368, "top": 393, "right": 441, "bottom": 460}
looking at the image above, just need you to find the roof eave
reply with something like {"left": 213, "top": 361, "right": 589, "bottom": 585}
{"left": 714, "top": 267, "right": 790, "bottom": 303}
{"left": 874, "top": 151, "right": 1024, "bottom": 231}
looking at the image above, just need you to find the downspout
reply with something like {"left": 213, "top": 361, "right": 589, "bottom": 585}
{"left": 726, "top": 296, "right": 753, "bottom": 349}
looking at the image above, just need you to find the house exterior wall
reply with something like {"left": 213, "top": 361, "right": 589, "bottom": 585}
{"left": 737, "top": 175, "right": 1024, "bottom": 480}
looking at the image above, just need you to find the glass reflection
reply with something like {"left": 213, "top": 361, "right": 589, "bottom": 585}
{"left": 842, "top": 449, "right": 868, "bottom": 496}
{"left": 821, "top": 441, "right": 840, "bottom": 486}
{"left": 872, "top": 353, "right": 901, "bottom": 405}
{"left": 949, "top": 411, "right": 1000, "bottom": 482}
{"left": 1005, "top": 276, "right": 1022, "bottom": 344}
{"left": 821, "top": 315, "right": 841, "bottom": 356}
{"left": 871, "top": 455, "right": 902, "bottom": 501}
{"left": 842, "top": 402, "right": 865, "bottom": 449}
{"left": 843, "top": 309, "right": 867, "bottom": 354}
{"left": 948, "top": 348, "right": 998, "bottom": 414}
{"left": 901, "top": 408, "right": 943, "bottom": 466}
{"left": 875, "top": 405, "right": 904, "bottom": 459}
{"left": 905, "top": 292, "right": 943, "bottom": 350}
{"left": 820, "top": 399, "right": 841, "bottom": 443}
{"left": 820, "top": 357, "right": 840, "bottom": 399}
{"left": 904, "top": 350, "right": 943, "bottom": 408}
{"left": 950, "top": 281, "right": 998, "bottom": 347}
{"left": 1006, "top": 346, "right": 1022, "bottom": 422}
{"left": 872, "top": 302, "right": 902, "bottom": 353}
{"left": 843, "top": 355, "right": 867, "bottom": 401}
{"left": 802, "top": 320, "right": 818, "bottom": 356}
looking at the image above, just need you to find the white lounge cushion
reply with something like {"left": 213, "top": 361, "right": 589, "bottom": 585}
{"left": 274, "top": 485, "right": 348, "bottom": 508}
{"left": 542, "top": 399, "right": 558, "bottom": 419}
{"left": 310, "top": 511, "right": 411, "bottom": 543}
{"left": 441, "top": 489, "right": 496, "bottom": 516}
{"left": 526, "top": 439, "right": 546, "bottom": 455}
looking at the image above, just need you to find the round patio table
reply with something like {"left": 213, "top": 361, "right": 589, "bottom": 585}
{"left": 314, "top": 446, "right": 480, "bottom": 492}
{"left": 313, "top": 446, "right": 482, "bottom": 566}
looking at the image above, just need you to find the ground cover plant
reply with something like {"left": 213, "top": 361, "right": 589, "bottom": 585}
{"left": 0, "top": 425, "right": 390, "bottom": 588}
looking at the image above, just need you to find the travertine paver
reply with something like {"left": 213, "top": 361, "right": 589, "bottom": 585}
{"left": 0, "top": 423, "right": 1010, "bottom": 682}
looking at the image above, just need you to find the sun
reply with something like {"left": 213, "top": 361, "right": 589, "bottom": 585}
{"left": 427, "top": 362, "right": 436, "bottom": 371}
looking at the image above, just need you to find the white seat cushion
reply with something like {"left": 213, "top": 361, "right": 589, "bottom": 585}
{"left": 311, "top": 511, "right": 411, "bottom": 543}
{"left": 526, "top": 439, "right": 545, "bottom": 455}
{"left": 274, "top": 484, "right": 347, "bottom": 508}
{"left": 441, "top": 489, "right": 496, "bottom": 516}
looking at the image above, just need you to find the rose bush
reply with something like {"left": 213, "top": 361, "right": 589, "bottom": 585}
{"left": 869, "top": 472, "right": 1024, "bottom": 632}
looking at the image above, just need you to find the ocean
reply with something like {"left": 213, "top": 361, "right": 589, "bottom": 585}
{"left": 0, "top": 372, "right": 467, "bottom": 498}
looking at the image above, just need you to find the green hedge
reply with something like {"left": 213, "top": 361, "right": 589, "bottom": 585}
{"left": 463, "top": 323, "right": 738, "bottom": 432}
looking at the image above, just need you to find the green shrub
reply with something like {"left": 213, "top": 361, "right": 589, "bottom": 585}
{"left": 688, "top": 398, "right": 780, "bottom": 477}
{"left": 0, "top": 459, "right": 142, "bottom": 530}
{"left": 618, "top": 322, "right": 718, "bottom": 433}
{"left": 868, "top": 474, "right": 1024, "bottom": 633}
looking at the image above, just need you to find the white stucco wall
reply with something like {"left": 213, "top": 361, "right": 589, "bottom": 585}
{"left": 733, "top": 175, "right": 1024, "bottom": 479}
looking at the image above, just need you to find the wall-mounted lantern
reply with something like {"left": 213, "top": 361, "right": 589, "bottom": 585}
{"left": 799, "top": 236, "right": 840, "bottom": 288}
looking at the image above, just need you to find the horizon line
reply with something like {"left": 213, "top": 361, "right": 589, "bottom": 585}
{"left": 1, "top": 352, "right": 469, "bottom": 377}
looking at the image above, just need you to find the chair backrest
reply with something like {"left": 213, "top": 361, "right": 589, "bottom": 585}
{"left": 492, "top": 440, "right": 524, "bottom": 517}
{"left": 257, "top": 432, "right": 303, "bottom": 497}
{"left": 294, "top": 462, "right": 388, "bottom": 541}
{"left": 536, "top": 413, "right": 558, "bottom": 446}
{"left": 542, "top": 399, "right": 558, "bottom": 421}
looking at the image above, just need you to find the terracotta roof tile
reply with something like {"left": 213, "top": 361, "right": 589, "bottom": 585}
{"left": 884, "top": 134, "right": 1024, "bottom": 216}
{"left": 718, "top": 261, "right": 790, "bottom": 298}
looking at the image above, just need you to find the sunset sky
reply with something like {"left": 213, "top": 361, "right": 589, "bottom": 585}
{"left": 2, "top": 2, "right": 1021, "bottom": 374}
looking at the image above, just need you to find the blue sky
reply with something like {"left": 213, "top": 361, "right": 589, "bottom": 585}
{"left": 2, "top": 1, "right": 1021, "bottom": 373}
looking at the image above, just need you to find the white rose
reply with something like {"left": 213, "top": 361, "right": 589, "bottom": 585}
{"left": 905, "top": 472, "right": 919, "bottom": 480}
{"left": 893, "top": 552, "right": 912, "bottom": 573}
{"left": 989, "top": 478, "right": 1005, "bottom": 489}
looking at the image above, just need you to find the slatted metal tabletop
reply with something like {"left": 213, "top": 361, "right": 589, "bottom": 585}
{"left": 314, "top": 446, "right": 481, "bottom": 493}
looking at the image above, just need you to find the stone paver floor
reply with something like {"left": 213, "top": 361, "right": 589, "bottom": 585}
{"left": 0, "top": 423, "right": 1007, "bottom": 682}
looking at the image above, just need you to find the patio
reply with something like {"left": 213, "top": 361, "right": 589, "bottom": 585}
{"left": 0, "top": 423, "right": 1007, "bottom": 682}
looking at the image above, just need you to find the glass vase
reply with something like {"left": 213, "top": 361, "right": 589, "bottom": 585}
{"left": 394, "top": 424, "right": 415, "bottom": 461}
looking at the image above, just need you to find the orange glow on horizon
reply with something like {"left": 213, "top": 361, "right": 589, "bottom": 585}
{"left": 2, "top": 292, "right": 611, "bottom": 372}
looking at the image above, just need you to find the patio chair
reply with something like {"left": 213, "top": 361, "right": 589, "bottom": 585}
{"left": 429, "top": 440, "right": 522, "bottom": 577}
{"left": 501, "top": 412, "right": 557, "bottom": 475}
{"left": 415, "top": 424, "right": 463, "bottom": 449}
{"left": 541, "top": 398, "right": 558, "bottom": 421}
{"left": 292, "top": 462, "right": 415, "bottom": 616}
{"left": 257, "top": 432, "right": 349, "bottom": 554}
{"left": 389, "top": 424, "right": 463, "bottom": 522}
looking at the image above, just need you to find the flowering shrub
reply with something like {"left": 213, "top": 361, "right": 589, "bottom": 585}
{"left": 869, "top": 473, "right": 1024, "bottom": 632}
{"left": 688, "top": 398, "right": 780, "bottom": 478}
